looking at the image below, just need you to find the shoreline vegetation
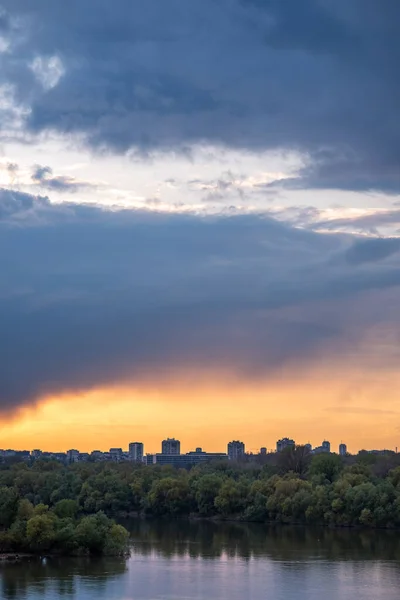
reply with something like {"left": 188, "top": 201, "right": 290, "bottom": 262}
{"left": 1, "top": 447, "right": 400, "bottom": 556}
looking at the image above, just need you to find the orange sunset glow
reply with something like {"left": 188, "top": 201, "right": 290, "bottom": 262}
{"left": 1, "top": 357, "right": 400, "bottom": 454}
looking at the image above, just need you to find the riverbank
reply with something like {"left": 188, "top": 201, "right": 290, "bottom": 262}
{"left": 121, "top": 511, "right": 400, "bottom": 531}
{"left": 0, "top": 553, "right": 33, "bottom": 562}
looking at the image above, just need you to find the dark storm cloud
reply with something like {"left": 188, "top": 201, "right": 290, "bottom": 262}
{"left": 345, "top": 239, "right": 400, "bottom": 265}
{"left": 0, "top": 0, "right": 399, "bottom": 192}
{"left": 267, "top": 153, "right": 400, "bottom": 195}
{"left": 1, "top": 188, "right": 400, "bottom": 412}
{"left": 0, "top": 187, "right": 48, "bottom": 219}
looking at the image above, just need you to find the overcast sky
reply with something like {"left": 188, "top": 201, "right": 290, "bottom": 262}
{"left": 0, "top": 1, "right": 400, "bottom": 450}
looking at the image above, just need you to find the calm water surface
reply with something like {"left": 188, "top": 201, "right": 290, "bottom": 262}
{"left": 1, "top": 520, "right": 400, "bottom": 599}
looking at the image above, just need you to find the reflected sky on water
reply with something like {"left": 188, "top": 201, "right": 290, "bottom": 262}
{"left": 1, "top": 520, "right": 400, "bottom": 599}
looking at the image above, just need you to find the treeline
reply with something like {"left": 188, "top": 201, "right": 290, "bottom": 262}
{"left": 1, "top": 447, "right": 400, "bottom": 551}
{"left": 0, "top": 490, "right": 129, "bottom": 556}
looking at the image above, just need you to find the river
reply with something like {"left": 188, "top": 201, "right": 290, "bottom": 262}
{"left": 1, "top": 520, "right": 400, "bottom": 599}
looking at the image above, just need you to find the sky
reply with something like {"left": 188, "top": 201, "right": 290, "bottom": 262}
{"left": 0, "top": 0, "right": 400, "bottom": 454}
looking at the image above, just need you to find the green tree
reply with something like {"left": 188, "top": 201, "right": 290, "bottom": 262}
{"left": 26, "top": 514, "right": 56, "bottom": 551}
{"left": 17, "top": 498, "right": 35, "bottom": 520}
{"left": 54, "top": 499, "right": 79, "bottom": 519}
{"left": 146, "top": 477, "right": 192, "bottom": 516}
{"left": 214, "top": 480, "right": 246, "bottom": 516}
{"left": 309, "top": 454, "right": 343, "bottom": 483}
{"left": 74, "top": 512, "right": 109, "bottom": 554}
{"left": 0, "top": 486, "right": 19, "bottom": 528}
{"left": 104, "top": 523, "right": 129, "bottom": 556}
{"left": 54, "top": 520, "right": 78, "bottom": 554}
{"left": 34, "top": 503, "right": 49, "bottom": 515}
{"left": 194, "top": 474, "right": 224, "bottom": 515}
{"left": 278, "top": 445, "right": 312, "bottom": 477}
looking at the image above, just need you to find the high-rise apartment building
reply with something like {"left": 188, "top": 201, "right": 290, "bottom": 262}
{"left": 227, "top": 440, "right": 245, "bottom": 460}
{"left": 162, "top": 438, "right": 181, "bottom": 455}
{"left": 322, "top": 440, "right": 331, "bottom": 453}
{"left": 67, "top": 449, "right": 79, "bottom": 463}
{"left": 339, "top": 443, "right": 347, "bottom": 456}
{"left": 276, "top": 438, "right": 295, "bottom": 453}
{"left": 129, "top": 442, "right": 144, "bottom": 462}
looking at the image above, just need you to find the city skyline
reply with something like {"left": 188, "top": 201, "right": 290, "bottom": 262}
{"left": 4, "top": 436, "right": 398, "bottom": 467}
{"left": 4, "top": 434, "right": 394, "bottom": 457}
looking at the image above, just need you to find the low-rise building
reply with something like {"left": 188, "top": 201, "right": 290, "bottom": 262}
{"left": 78, "top": 452, "right": 90, "bottom": 462}
{"left": 91, "top": 450, "right": 104, "bottom": 460}
{"left": 109, "top": 448, "right": 123, "bottom": 461}
{"left": 154, "top": 448, "right": 227, "bottom": 467}
{"left": 313, "top": 440, "right": 331, "bottom": 454}
{"left": 145, "top": 454, "right": 156, "bottom": 465}
{"left": 52, "top": 453, "right": 67, "bottom": 462}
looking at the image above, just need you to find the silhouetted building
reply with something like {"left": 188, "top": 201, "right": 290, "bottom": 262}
{"left": 67, "top": 449, "right": 79, "bottom": 463}
{"left": 162, "top": 438, "right": 180, "bottom": 455}
{"left": 52, "top": 453, "right": 67, "bottom": 462}
{"left": 129, "top": 442, "right": 144, "bottom": 462}
{"left": 0, "top": 449, "right": 16, "bottom": 457}
{"left": 260, "top": 447, "right": 267, "bottom": 455}
{"left": 339, "top": 443, "right": 347, "bottom": 456}
{"left": 155, "top": 448, "right": 227, "bottom": 467}
{"left": 91, "top": 450, "right": 104, "bottom": 460}
{"left": 145, "top": 454, "right": 156, "bottom": 465}
{"left": 32, "top": 449, "right": 42, "bottom": 459}
{"left": 313, "top": 440, "right": 331, "bottom": 454}
{"left": 276, "top": 438, "right": 295, "bottom": 453}
{"left": 305, "top": 443, "right": 312, "bottom": 452}
{"left": 109, "top": 448, "right": 123, "bottom": 461}
{"left": 227, "top": 440, "right": 245, "bottom": 460}
{"left": 78, "top": 452, "right": 90, "bottom": 462}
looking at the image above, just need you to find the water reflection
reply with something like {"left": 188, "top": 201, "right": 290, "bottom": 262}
{"left": 126, "top": 518, "right": 400, "bottom": 562}
{"left": 0, "top": 557, "right": 127, "bottom": 600}
{"left": 1, "top": 521, "right": 400, "bottom": 600}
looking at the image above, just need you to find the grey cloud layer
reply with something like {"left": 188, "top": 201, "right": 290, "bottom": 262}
{"left": 31, "top": 164, "right": 98, "bottom": 193}
{"left": 1, "top": 0, "right": 399, "bottom": 192}
{"left": 1, "top": 188, "right": 400, "bottom": 412}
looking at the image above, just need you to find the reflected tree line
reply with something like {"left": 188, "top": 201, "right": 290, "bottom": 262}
{"left": 0, "top": 557, "right": 127, "bottom": 600}
{"left": 126, "top": 519, "right": 400, "bottom": 562}
{"left": 2, "top": 521, "right": 400, "bottom": 599}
